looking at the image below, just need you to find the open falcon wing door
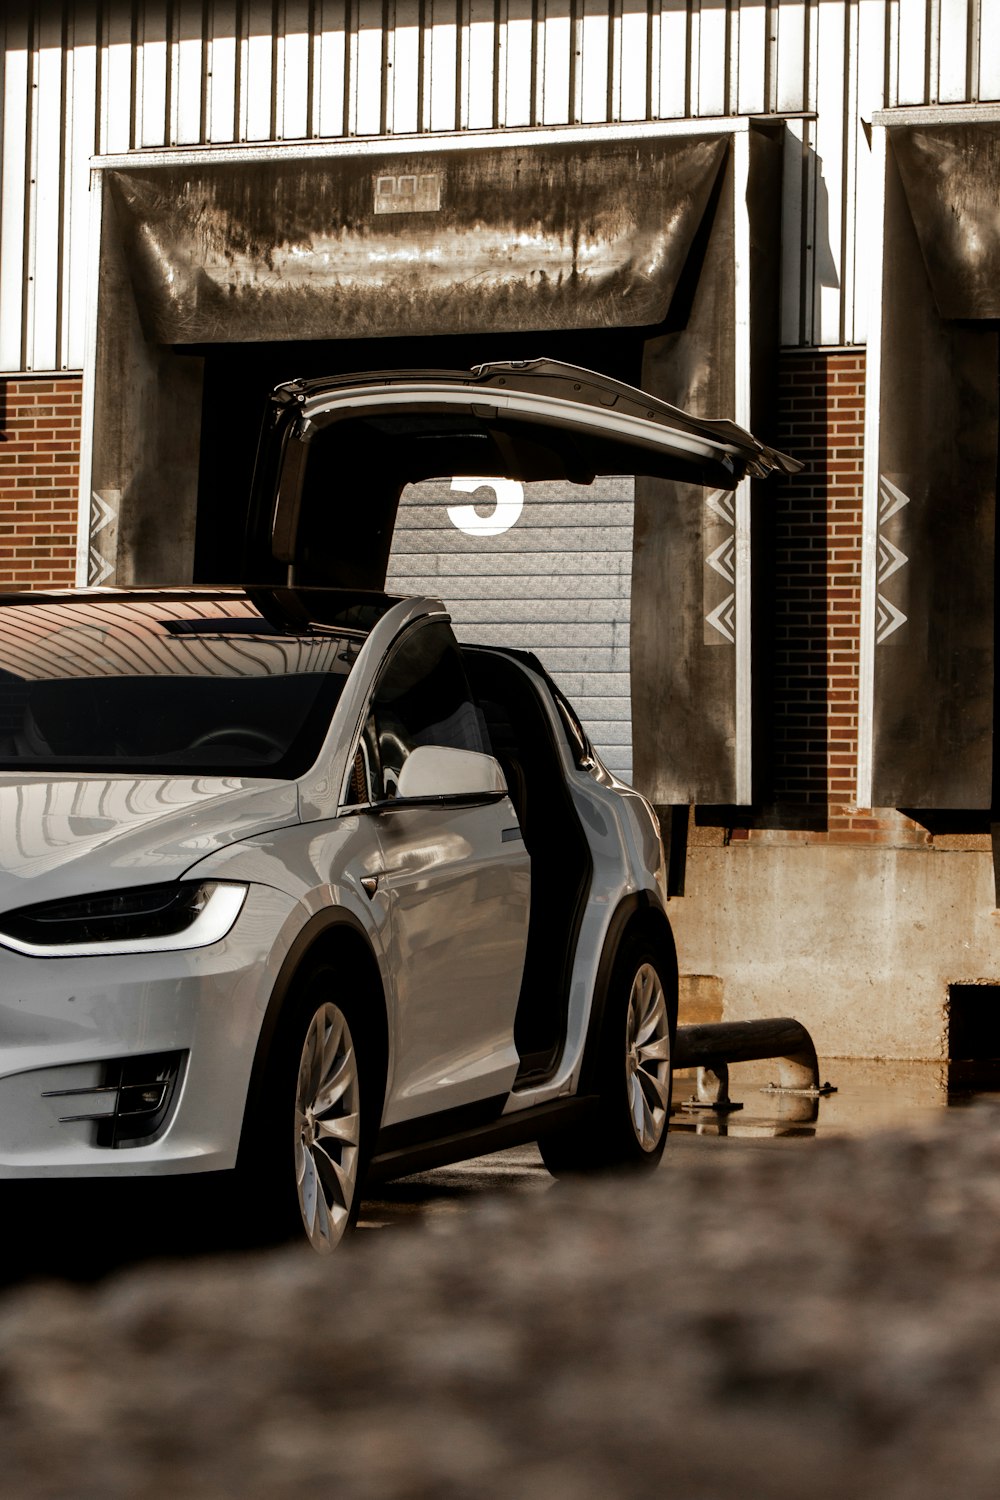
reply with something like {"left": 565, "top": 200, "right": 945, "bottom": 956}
{"left": 243, "top": 358, "right": 799, "bottom": 588}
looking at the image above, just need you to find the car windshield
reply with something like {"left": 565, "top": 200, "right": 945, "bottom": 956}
{"left": 0, "top": 596, "right": 365, "bottom": 777}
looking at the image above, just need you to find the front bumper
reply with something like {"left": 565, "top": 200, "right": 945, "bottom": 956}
{"left": 0, "top": 883, "right": 297, "bottom": 1178}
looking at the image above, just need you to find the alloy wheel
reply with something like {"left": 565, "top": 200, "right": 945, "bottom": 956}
{"left": 625, "top": 962, "right": 672, "bottom": 1151}
{"left": 293, "top": 1002, "right": 361, "bottom": 1252}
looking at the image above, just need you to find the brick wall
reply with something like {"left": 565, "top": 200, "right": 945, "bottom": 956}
{"left": 771, "top": 349, "right": 864, "bottom": 821}
{"left": 733, "top": 347, "right": 929, "bottom": 850}
{"left": 0, "top": 374, "right": 82, "bottom": 591}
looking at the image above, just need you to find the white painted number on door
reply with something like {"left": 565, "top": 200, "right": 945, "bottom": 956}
{"left": 446, "top": 477, "right": 524, "bottom": 537}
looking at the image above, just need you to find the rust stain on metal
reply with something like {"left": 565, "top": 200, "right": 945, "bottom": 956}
{"left": 892, "top": 122, "right": 1000, "bottom": 320}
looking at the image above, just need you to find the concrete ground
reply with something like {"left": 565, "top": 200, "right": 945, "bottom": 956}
{"left": 2, "top": 1063, "right": 1000, "bottom": 1498}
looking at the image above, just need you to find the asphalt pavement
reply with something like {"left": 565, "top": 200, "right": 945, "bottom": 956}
{"left": 2, "top": 1060, "right": 1000, "bottom": 1498}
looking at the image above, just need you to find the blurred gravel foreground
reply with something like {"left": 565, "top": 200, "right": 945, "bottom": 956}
{"left": 5, "top": 1112, "right": 1000, "bottom": 1499}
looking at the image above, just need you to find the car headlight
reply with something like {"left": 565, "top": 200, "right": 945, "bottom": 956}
{"left": 0, "top": 881, "right": 248, "bottom": 958}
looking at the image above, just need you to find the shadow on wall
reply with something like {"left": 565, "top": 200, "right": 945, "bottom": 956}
{"left": 808, "top": 147, "right": 842, "bottom": 330}
{"left": 748, "top": 145, "right": 843, "bottom": 831}
{"left": 763, "top": 357, "right": 833, "bottom": 829}
{"left": 693, "top": 143, "right": 840, "bottom": 838}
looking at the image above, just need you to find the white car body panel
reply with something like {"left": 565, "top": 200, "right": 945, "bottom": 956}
{"left": 0, "top": 586, "right": 662, "bottom": 1186}
{"left": 296, "top": 381, "right": 744, "bottom": 467}
{"left": 0, "top": 881, "right": 299, "bottom": 1176}
{"left": 372, "top": 798, "right": 529, "bottom": 1124}
{"left": 0, "top": 597, "right": 663, "bottom": 1187}
{"left": 188, "top": 790, "right": 531, "bottom": 1130}
{"left": 0, "top": 775, "right": 300, "bottom": 911}
{"left": 492, "top": 661, "right": 667, "bottom": 1113}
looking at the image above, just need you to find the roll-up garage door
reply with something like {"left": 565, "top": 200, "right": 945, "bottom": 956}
{"left": 386, "top": 475, "right": 635, "bottom": 780}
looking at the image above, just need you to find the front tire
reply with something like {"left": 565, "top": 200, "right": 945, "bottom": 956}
{"left": 235, "top": 968, "right": 371, "bottom": 1253}
{"left": 539, "top": 936, "right": 674, "bottom": 1176}
{"left": 292, "top": 999, "right": 363, "bottom": 1252}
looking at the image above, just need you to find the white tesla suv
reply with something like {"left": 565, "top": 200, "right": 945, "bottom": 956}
{"left": 0, "top": 360, "right": 794, "bottom": 1250}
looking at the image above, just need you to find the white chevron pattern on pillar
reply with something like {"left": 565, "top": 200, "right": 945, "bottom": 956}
{"left": 704, "top": 489, "right": 737, "bottom": 644}
{"left": 877, "top": 535, "right": 907, "bottom": 583}
{"left": 706, "top": 592, "right": 736, "bottom": 644}
{"left": 875, "top": 475, "right": 910, "bottom": 644}
{"left": 706, "top": 537, "right": 736, "bottom": 583}
{"left": 876, "top": 592, "right": 907, "bottom": 643}
{"left": 88, "top": 491, "right": 118, "bottom": 586}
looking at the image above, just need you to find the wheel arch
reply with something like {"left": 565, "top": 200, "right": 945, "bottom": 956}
{"left": 577, "top": 892, "right": 678, "bottom": 1096}
{"left": 238, "top": 908, "right": 389, "bottom": 1158}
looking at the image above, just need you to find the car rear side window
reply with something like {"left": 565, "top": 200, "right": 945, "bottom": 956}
{"left": 367, "top": 622, "right": 489, "bottom": 798}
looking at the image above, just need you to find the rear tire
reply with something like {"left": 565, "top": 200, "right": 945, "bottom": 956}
{"left": 538, "top": 935, "right": 674, "bottom": 1177}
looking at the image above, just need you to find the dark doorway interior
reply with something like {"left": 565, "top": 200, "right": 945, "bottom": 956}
{"left": 185, "top": 326, "right": 647, "bottom": 584}
{"left": 948, "top": 983, "right": 1000, "bottom": 1093}
{"left": 948, "top": 984, "right": 1000, "bottom": 1061}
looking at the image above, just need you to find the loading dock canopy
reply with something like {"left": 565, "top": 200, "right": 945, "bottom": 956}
{"left": 246, "top": 359, "right": 798, "bottom": 589}
{"left": 106, "top": 134, "right": 729, "bottom": 344}
{"left": 890, "top": 122, "right": 1000, "bottom": 319}
{"left": 869, "top": 111, "right": 1000, "bottom": 809}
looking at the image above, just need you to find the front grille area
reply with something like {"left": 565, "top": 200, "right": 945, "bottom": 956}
{"left": 42, "top": 1052, "right": 185, "bottom": 1147}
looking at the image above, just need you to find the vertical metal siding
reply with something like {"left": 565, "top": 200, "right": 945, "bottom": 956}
{"left": 0, "top": 7, "right": 31, "bottom": 372}
{"left": 846, "top": 0, "right": 887, "bottom": 345}
{"left": 3, "top": 0, "right": 999, "bottom": 374}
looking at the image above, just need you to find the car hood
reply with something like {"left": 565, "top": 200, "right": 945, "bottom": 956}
{"left": 243, "top": 357, "right": 802, "bottom": 589}
{"left": 0, "top": 775, "right": 300, "bottom": 913}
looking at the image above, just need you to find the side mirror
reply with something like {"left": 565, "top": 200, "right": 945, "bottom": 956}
{"left": 395, "top": 745, "right": 508, "bottom": 801}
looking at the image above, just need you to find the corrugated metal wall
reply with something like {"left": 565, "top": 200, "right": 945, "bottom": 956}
{"left": 2, "top": 0, "right": 998, "bottom": 375}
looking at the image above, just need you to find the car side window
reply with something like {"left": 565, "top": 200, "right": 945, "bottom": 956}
{"left": 344, "top": 714, "right": 380, "bottom": 806}
{"left": 367, "top": 622, "right": 489, "bottom": 799}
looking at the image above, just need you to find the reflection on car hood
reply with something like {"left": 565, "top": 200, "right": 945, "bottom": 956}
{"left": 0, "top": 776, "right": 300, "bottom": 912}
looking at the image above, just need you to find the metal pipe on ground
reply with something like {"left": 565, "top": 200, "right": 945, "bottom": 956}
{"left": 673, "top": 1017, "right": 827, "bottom": 1110}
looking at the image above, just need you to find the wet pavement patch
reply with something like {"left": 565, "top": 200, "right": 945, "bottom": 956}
{"left": 672, "top": 1054, "right": 1000, "bottom": 1140}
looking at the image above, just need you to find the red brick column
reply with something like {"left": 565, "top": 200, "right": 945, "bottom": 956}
{"left": 770, "top": 349, "right": 864, "bottom": 820}
{"left": 0, "top": 374, "right": 83, "bottom": 590}
{"left": 740, "top": 347, "right": 927, "bottom": 849}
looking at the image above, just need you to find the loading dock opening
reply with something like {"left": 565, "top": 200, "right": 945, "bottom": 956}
{"left": 189, "top": 326, "right": 646, "bottom": 585}
{"left": 82, "top": 119, "right": 784, "bottom": 808}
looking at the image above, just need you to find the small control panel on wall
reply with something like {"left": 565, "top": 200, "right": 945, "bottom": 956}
{"left": 373, "top": 173, "right": 443, "bottom": 214}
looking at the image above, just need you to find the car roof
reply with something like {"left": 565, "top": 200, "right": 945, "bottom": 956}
{"left": 0, "top": 584, "right": 414, "bottom": 636}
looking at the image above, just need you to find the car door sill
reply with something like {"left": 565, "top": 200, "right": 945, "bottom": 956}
{"left": 366, "top": 1096, "right": 597, "bottom": 1183}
